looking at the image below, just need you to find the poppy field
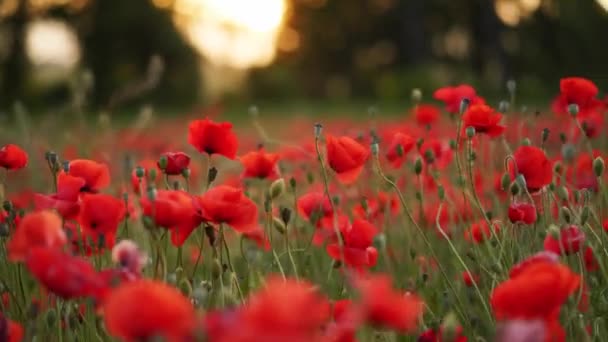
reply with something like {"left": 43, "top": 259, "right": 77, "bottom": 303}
{"left": 1, "top": 77, "right": 608, "bottom": 341}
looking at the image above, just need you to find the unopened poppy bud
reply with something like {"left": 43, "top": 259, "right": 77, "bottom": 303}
{"left": 416, "top": 138, "right": 424, "bottom": 150}
{"left": 289, "top": 177, "right": 296, "bottom": 190}
{"left": 374, "top": 233, "right": 386, "bottom": 249}
{"left": 314, "top": 123, "right": 323, "bottom": 138}
{"left": 211, "top": 259, "right": 222, "bottom": 279}
{"left": 459, "top": 98, "right": 470, "bottom": 114}
{"left": 438, "top": 185, "right": 445, "bottom": 201}
{"left": 360, "top": 198, "right": 369, "bottom": 214}
{"left": 269, "top": 178, "right": 285, "bottom": 199}
{"left": 370, "top": 142, "right": 379, "bottom": 156}
{"left": 568, "top": 103, "right": 579, "bottom": 117}
{"left": 560, "top": 206, "right": 572, "bottom": 223}
{"left": 424, "top": 150, "right": 435, "bottom": 164}
{"left": 507, "top": 79, "right": 516, "bottom": 94}
{"left": 249, "top": 105, "right": 259, "bottom": 118}
{"left": 167, "top": 273, "right": 177, "bottom": 285}
{"left": 411, "top": 88, "right": 422, "bottom": 102}
{"left": 180, "top": 168, "right": 190, "bottom": 180}
{"left": 541, "top": 128, "right": 550, "bottom": 143}
{"left": 135, "top": 166, "right": 145, "bottom": 179}
{"left": 465, "top": 126, "right": 476, "bottom": 139}
{"left": 332, "top": 196, "right": 340, "bottom": 206}
{"left": 142, "top": 215, "right": 155, "bottom": 230}
{"left": 469, "top": 151, "right": 476, "bottom": 162}
{"left": 146, "top": 185, "right": 157, "bottom": 201}
{"left": 158, "top": 155, "right": 168, "bottom": 170}
{"left": 521, "top": 138, "right": 531, "bottom": 146}
{"left": 547, "top": 224, "right": 561, "bottom": 239}
{"left": 553, "top": 161, "right": 563, "bottom": 174}
{"left": 46, "top": 308, "right": 57, "bottom": 327}
{"left": 501, "top": 173, "right": 511, "bottom": 191}
{"left": 449, "top": 139, "right": 457, "bottom": 150}
{"left": 557, "top": 186, "right": 569, "bottom": 201}
{"left": 593, "top": 157, "right": 605, "bottom": 177}
{"left": 414, "top": 158, "right": 423, "bottom": 175}
{"left": 581, "top": 206, "right": 590, "bottom": 226}
{"left": 2, "top": 200, "right": 12, "bottom": 212}
{"left": 441, "top": 312, "right": 460, "bottom": 342}
{"left": 498, "top": 100, "right": 509, "bottom": 113}
{"left": 559, "top": 132, "right": 567, "bottom": 143}
{"left": 561, "top": 143, "right": 576, "bottom": 163}
{"left": 272, "top": 217, "right": 286, "bottom": 234}
{"left": 148, "top": 168, "right": 157, "bottom": 182}
{"left": 45, "top": 151, "right": 58, "bottom": 166}
{"left": 62, "top": 160, "right": 70, "bottom": 173}
{"left": 280, "top": 207, "right": 291, "bottom": 225}
{"left": 515, "top": 174, "right": 527, "bottom": 189}
{"left": 207, "top": 167, "right": 218, "bottom": 185}
{"left": 510, "top": 181, "right": 520, "bottom": 196}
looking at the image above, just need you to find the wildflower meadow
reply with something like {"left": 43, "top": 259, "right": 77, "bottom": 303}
{"left": 1, "top": 77, "right": 608, "bottom": 342}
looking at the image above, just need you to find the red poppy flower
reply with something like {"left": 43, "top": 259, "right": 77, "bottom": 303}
{"left": 239, "top": 149, "right": 280, "bottom": 179}
{"left": 242, "top": 227, "right": 271, "bottom": 251}
{"left": 354, "top": 191, "right": 399, "bottom": 222}
{"left": 78, "top": 194, "right": 126, "bottom": 250}
{"left": 462, "top": 104, "right": 505, "bottom": 137}
{"left": 576, "top": 110, "right": 604, "bottom": 139}
{"left": 385, "top": 132, "right": 415, "bottom": 168}
{"left": 509, "top": 146, "right": 553, "bottom": 193}
{"left": 491, "top": 259, "right": 580, "bottom": 341}
{"left": 297, "top": 192, "right": 333, "bottom": 221}
{"left": 326, "top": 135, "right": 369, "bottom": 184}
{"left": 509, "top": 252, "right": 559, "bottom": 278}
{"left": 198, "top": 185, "right": 258, "bottom": 233}
{"left": 418, "top": 326, "right": 467, "bottom": 342}
{"left": 355, "top": 274, "right": 424, "bottom": 332}
{"left": 433, "top": 84, "right": 484, "bottom": 114}
{"left": 543, "top": 225, "right": 585, "bottom": 255}
{"left": 103, "top": 280, "right": 197, "bottom": 342}
{"left": 462, "top": 271, "right": 479, "bottom": 287}
{"left": 508, "top": 202, "right": 537, "bottom": 225}
{"left": 34, "top": 173, "right": 85, "bottom": 220}
{"left": 584, "top": 246, "right": 598, "bottom": 272}
{"left": 66, "top": 159, "right": 111, "bottom": 193}
{"left": 188, "top": 118, "right": 238, "bottom": 159}
{"left": 158, "top": 152, "right": 190, "bottom": 175}
{"left": 464, "top": 220, "right": 500, "bottom": 244}
{"left": 419, "top": 139, "right": 453, "bottom": 169}
{"left": 25, "top": 247, "right": 104, "bottom": 299}
{"left": 0, "top": 144, "right": 28, "bottom": 170}
{"left": 205, "top": 277, "right": 330, "bottom": 342}
{"left": 566, "top": 152, "right": 602, "bottom": 191}
{"left": 414, "top": 104, "right": 440, "bottom": 127}
{"left": 140, "top": 190, "right": 202, "bottom": 246}
{"left": 552, "top": 77, "right": 604, "bottom": 115}
{"left": 7, "top": 210, "right": 67, "bottom": 262}
{"left": 0, "top": 314, "right": 24, "bottom": 342}
{"left": 326, "top": 219, "right": 378, "bottom": 269}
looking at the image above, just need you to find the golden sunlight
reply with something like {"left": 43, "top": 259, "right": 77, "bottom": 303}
{"left": 170, "top": 0, "right": 288, "bottom": 69}
{"left": 597, "top": 0, "right": 608, "bottom": 11}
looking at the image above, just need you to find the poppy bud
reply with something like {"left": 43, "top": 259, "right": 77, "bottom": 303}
{"left": 560, "top": 206, "right": 572, "bottom": 224}
{"left": 414, "top": 158, "right": 423, "bottom": 175}
{"left": 272, "top": 217, "right": 286, "bottom": 234}
{"left": 146, "top": 186, "right": 157, "bottom": 201}
{"left": 280, "top": 207, "right": 291, "bottom": 225}
{"left": 180, "top": 168, "right": 190, "bottom": 180}
{"left": 207, "top": 167, "right": 218, "bottom": 185}
{"left": 557, "top": 186, "right": 569, "bottom": 201}
{"left": 211, "top": 259, "right": 222, "bottom": 279}
{"left": 416, "top": 138, "right": 424, "bottom": 150}
{"left": 510, "top": 181, "right": 520, "bottom": 196}
{"left": 167, "top": 273, "right": 177, "bottom": 285}
{"left": 269, "top": 178, "right": 286, "bottom": 199}
{"left": 593, "top": 157, "right": 605, "bottom": 178}
{"left": 469, "top": 151, "right": 476, "bottom": 162}
{"left": 289, "top": 177, "right": 296, "bottom": 190}
{"left": 424, "top": 150, "right": 435, "bottom": 164}
{"left": 249, "top": 105, "right": 259, "bottom": 118}
{"left": 142, "top": 215, "right": 155, "bottom": 230}
{"left": 314, "top": 123, "right": 323, "bottom": 138}
{"left": 370, "top": 142, "right": 379, "bottom": 157}
{"left": 459, "top": 98, "right": 470, "bottom": 114}
{"left": 561, "top": 143, "right": 576, "bottom": 163}
{"left": 148, "top": 168, "right": 158, "bottom": 183}
{"left": 46, "top": 308, "right": 57, "bottom": 327}
{"left": 498, "top": 100, "right": 509, "bottom": 113}
{"left": 568, "top": 103, "right": 579, "bottom": 117}
{"left": 521, "top": 138, "right": 531, "bottom": 146}
{"left": 374, "top": 233, "right": 386, "bottom": 249}
{"left": 515, "top": 174, "right": 527, "bottom": 190}
{"left": 541, "top": 128, "right": 550, "bottom": 143}
{"left": 411, "top": 88, "right": 422, "bottom": 103}
{"left": 45, "top": 151, "right": 58, "bottom": 168}
{"left": 306, "top": 172, "right": 314, "bottom": 184}
{"left": 465, "top": 126, "right": 476, "bottom": 139}
{"left": 158, "top": 155, "right": 168, "bottom": 170}
{"left": 581, "top": 206, "right": 590, "bottom": 226}
{"left": 559, "top": 132, "right": 567, "bottom": 143}
{"left": 2, "top": 200, "right": 12, "bottom": 213}
{"left": 553, "top": 161, "right": 563, "bottom": 174}
{"left": 62, "top": 160, "right": 70, "bottom": 173}
{"left": 449, "top": 139, "right": 457, "bottom": 150}
{"left": 506, "top": 79, "right": 516, "bottom": 94}
{"left": 438, "top": 185, "right": 445, "bottom": 201}
{"left": 501, "top": 173, "right": 511, "bottom": 191}
{"left": 135, "top": 166, "right": 145, "bottom": 179}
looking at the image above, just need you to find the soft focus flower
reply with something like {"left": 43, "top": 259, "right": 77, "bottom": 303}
{"left": 462, "top": 104, "right": 505, "bottom": 137}
{"left": 385, "top": 132, "right": 415, "bottom": 168}
{"left": 103, "top": 280, "right": 197, "bottom": 341}
{"left": 239, "top": 148, "right": 280, "bottom": 180}
{"left": 509, "top": 146, "right": 553, "bottom": 193}
{"left": 158, "top": 152, "right": 191, "bottom": 175}
{"left": 508, "top": 202, "right": 537, "bottom": 225}
{"left": 464, "top": 220, "right": 500, "bottom": 244}
{"left": 414, "top": 104, "right": 440, "bottom": 127}
{"left": 543, "top": 225, "right": 585, "bottom": 255}
{"left": 433, "top": 84, "right": 484, "bottom": 114}
{"left": 188, "top": 118, "right": 238, "bottom": 159}
{"left": 0, "top": 144, "right": 28, "bottom": 170}
{"left": 326, "top": 135, "right": 369, "bottom": 184}
{"left": 66, "top": 159, "right": 111, "bottom": 193}
{"left": 7, "top": 210, "right": 66, "bottom": 262}
{"left": 198, "top": 185, "right": 258, "bottom": 232}
{"left": 34, "top": 173, "right": 84, "bottom": 219}
{"left": 326, "top": 218, "right": 378, "bottom": 269}
{"left": 79, "top": 194, "right": 126, "bottom": 250}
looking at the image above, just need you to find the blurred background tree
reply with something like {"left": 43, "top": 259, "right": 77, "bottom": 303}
{"left": 1, "top": 0, "right": 608, "bottom": 111}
